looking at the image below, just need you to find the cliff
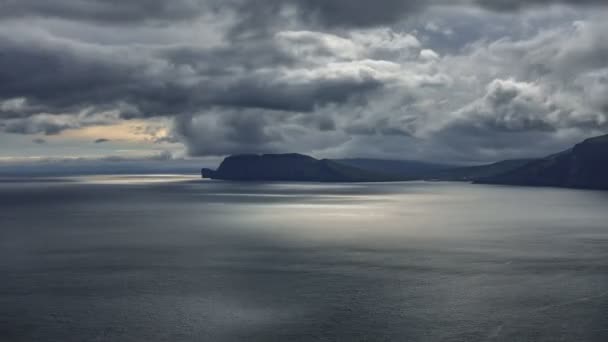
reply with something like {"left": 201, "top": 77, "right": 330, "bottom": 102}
{"left": 477, "top": 134, "right": 608, "bottom": 190}
{"left": 201, "top": 153, "right": 397, "bottom": 182}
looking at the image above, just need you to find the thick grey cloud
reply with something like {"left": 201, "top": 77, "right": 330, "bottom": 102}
{"left": 0, "top": 26, "right": 385, "bottom": 122}
{"left": 174, "top": 111, "right": 283, "bottom": 157}
{"left": 1, "top": 0, "right": 608, "bottom": 163}
{"left": 475, "top": 0, "right": 607, "bottom": 11}
{"left": 174, "top": 109, "right": 350, "bottom": 157}
{"left": 0, "top": 31, "right": 142, "bottom": 115}
{"left": 261, "top": 0, "right": 426, "bottom": 28}
{"left": 288, "top": 0, "right": 606, "bottom": 28}
{"left": 451, "top": 78, "right": 606, "bottom": 132}
{"left": 0, "top": 0, "right": 214, "bottom": 24}
{"left": 1, "top": 114, "right": 85, "bottom": 135}
{"left": 3, "top": 0, "right": 605, "bottom": 28}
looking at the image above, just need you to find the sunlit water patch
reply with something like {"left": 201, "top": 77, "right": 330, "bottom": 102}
{"left": 1, "top": 178, "right": 607, "bottom": 341}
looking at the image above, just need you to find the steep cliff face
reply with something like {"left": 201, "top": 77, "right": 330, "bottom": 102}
{"left": 478, "top": 134, "right": 608, "bottom": 190}
{"left": 201, "top": 153, "right": 391, "bottom": 182}
{"left": 215, "top": 154, "right": 319, "bottom": 181}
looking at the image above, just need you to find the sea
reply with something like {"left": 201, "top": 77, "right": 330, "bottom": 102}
{"left": 1, "top": 176, "right": 607, "bottom": 341}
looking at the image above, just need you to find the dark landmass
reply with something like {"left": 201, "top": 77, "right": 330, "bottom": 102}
{"left": 201, "top": 154, "right": 535, "bottom": 183}
{"left": 202, "top": 134, "right": 607, "bottom": 189}
{"left": 478, "top": 134, "right": 608, "bottom": 190}
{"left": 202, "top": 153, "right": 403, "bottom": 182}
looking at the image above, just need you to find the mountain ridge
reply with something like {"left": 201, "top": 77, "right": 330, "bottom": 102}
{"left": 477, "top": 134, "right": 608, "bottom": 190}
{"left": 202, "top": 153, "right": 402, "bottom": 182}
{"left": 201, "top": 134, "right": 608, "bottom": 189}
{"left": 202, "top": 154, "right": 534, "bottom": 183}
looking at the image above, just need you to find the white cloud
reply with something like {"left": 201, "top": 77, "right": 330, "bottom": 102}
{"left": 419, "top": 49, "right": 440, "bottom": 61}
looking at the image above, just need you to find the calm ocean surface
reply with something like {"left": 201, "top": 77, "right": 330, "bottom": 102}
{"left": 1, "top": 176, "right": 607, "bottom": 341}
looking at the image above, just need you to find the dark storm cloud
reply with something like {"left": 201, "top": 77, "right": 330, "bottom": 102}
{"left": 1, "top": 0, "right": 605, "bottom": 122}
{"left": 173, "top": 111, "right": 285, "bottom": 157}
{"left": 213, "top": 76, "right": 384, "bottom": 112}
{"left": 0, "top": 28, "right": 382, "bottom": 126}
{"left": 0, "top": 33, "right": 139, "bottom": 115}
{"left": 0, "top": 0, "right": 214, "bottom": 24}
{"left": 475, "top": 0, "right": 608, "bottom": 11}
{"left": 3, "top": 1, "right": 605, "bottom": 28}
{"left": 224, "top": 0, "right": 608, "bottom": 37}
{"left": 173, "top": 109, "right": 351, "bottom": 157}
{"left": 297, "top": 0, "right": 608, "bottom": 25}
{"left": 0, "top": 0, "right": 427, "bottom": 29}
{"left": 1, "top": 0, "right": 608, "bottom": 161}
{"left": 2, "top": 116, "right": 78, "bottom": 135}
{"left": 228, "top": 0, "right": 608, "bottom": 33}
{"left": 2, "top": 0, "right": 422, "bottom": 29}
{"left": 228, "top": 0, "right": 427, "bottom": 30}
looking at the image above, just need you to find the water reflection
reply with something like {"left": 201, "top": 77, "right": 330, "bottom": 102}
{"left": 73, "top": 174, "right": 201, "bottom": 184}
{"left": 0, "top": 178, "right": 607, "bottom": 341}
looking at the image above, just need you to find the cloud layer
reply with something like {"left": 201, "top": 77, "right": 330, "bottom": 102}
{"left": 1, "top": 1, "right": 608, "bottom": 163}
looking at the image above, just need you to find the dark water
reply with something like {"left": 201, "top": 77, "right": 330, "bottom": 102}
{"left": 1, "top": 176, "right": 607, "bottom": 342}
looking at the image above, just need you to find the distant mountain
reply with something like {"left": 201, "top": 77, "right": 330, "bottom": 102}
{"left": 203, "top": 135, "right": 608, "bottom": 187}
{"left": 202, "top": 154, "right": 543, "bottom": 183}
{"left": 477, "top": 134, "right": 608, "bottom": 190}
{"left": 202, "top": 154, "right": 402, "bottom": 182}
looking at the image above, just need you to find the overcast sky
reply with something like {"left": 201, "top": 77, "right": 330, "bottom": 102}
{"left": 1, "top": 0, "right": 608, "bottom": 167}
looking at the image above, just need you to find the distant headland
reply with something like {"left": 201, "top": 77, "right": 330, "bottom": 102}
{"left": 202, "top": 134, "right": 608, "bottom": 190}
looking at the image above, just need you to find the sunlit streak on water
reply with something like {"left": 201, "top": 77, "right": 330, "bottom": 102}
{"left": 72, "top": 174, "right": 201, "bottom": 184}
{"left": 0, "top": 178, "right": 607, "bottom": 341}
